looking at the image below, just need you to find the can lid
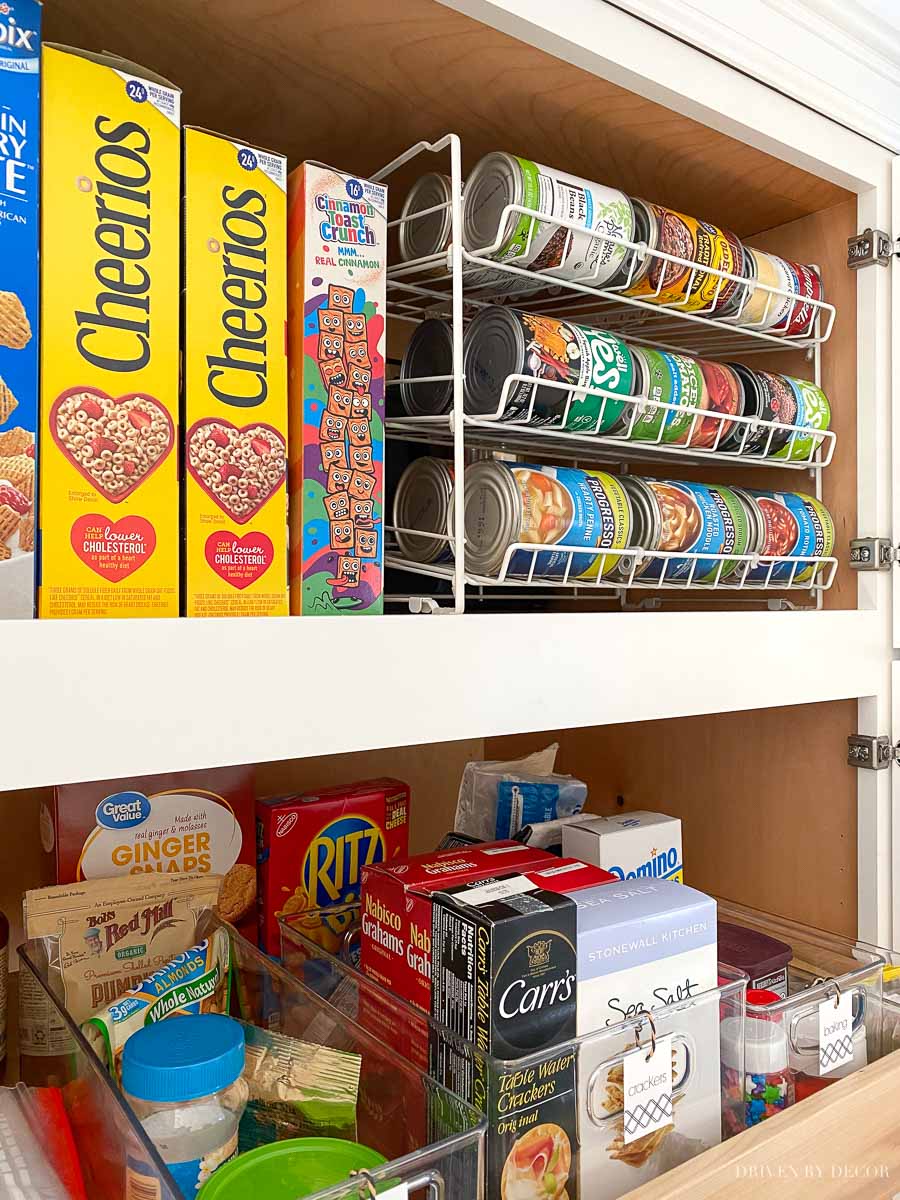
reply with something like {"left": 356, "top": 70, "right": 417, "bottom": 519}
{"left": 394, "top": 457, "right": 453, "bottom": 563}
{"left": 463, "top": 306, "right": 525, "bottom": 417}
{"left": 400, "top": 318, "right": 454, "bottom": 416}
{"left": 462, "top": 151, "right": 522, "bottom": 254}
{"left": 122, "top": 1014, "right": 245, "bottom": 1103}
{"left": 461, "top": 461, "right": 521, "bottom": 576}
{"left": 398, "top": 172, "right": 452, "bottom": 263}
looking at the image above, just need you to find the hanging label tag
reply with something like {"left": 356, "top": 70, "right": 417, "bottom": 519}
{"left": 818, "top": 990, "right": 854, "bottom": 1075}
{"left": 623, "top": 1034, "right": 673, "bottom": 1144}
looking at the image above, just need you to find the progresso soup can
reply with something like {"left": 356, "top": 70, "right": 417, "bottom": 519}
{"left": 462, "top": 151, "right": 635, "bottom": 290}
{"left": 459, "top": 460, "right": 632, "bottom": 580}
{"left": 392, "top": 457, "right": 454, "bottom": 563}
{"left": 399, "top": 318, "right": 454, "bottom": 417}
{"left": 624, "top": 203, "right": 744, "bottom": 313}
{"left": 770, "top": 376, "right": 832, "bottom": 462}
{"left": 621, "top": 476, "right": 753, "bottom": 584}
{"left": 628, "top": 347, "right": 707, "bottom": 444}
{"left": 463, "top": 306, "right": 639, "bottom": 433}
{"left": 742, "top": 489, "right": 835, "bottom": 584}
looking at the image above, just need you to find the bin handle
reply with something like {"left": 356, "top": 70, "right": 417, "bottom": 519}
{"left": 585, "top": 1028, "right": 694, "bottom": 1126}
{"left": 349, "top": 1168, "right": 444, "bottom": 1200}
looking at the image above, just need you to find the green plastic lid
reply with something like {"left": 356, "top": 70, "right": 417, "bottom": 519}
{"left": 197, "top": 1137, "right": 387, "bottom": 1199}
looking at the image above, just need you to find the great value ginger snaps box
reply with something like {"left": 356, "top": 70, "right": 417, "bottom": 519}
{"left": 287, "top": 163, "right": 387, "bottom": 615}
{"left": 0, "top": 0, "right": 40, "bottom": 619}
{"left": 183, "top": 127, "right": 288, "bottom": 616}
{"left": 39, "top": 45, "right": 181, "bottom": 618}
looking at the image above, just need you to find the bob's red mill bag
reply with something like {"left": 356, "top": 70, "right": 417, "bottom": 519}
{"left": 20, "top": 873, "right": 221, "bottom": 1084}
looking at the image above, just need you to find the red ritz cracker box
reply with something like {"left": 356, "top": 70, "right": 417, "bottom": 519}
{"left": 256, "top": 777, "right": 410, "bottom": 955}
{"left": 41, "top": 766, "right": 257, "bottom": 940}
{"left": 359, "top": 842, "right": 557, "bottom": 1012}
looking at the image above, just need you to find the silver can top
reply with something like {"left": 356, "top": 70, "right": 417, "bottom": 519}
{"left": 393, "top": 457, "right": 454, "bottom": 564}
{"left": 460, "top": 460, "right": 522, "bottom": 577}
{"left": 462, "top": 151, "right": 523, "bottom": 255}
{"left": 463, "top": 306, "right": 525, "bottom": 417}
{"left": 398, "top": 172, "right": 453, "bottom": 264}
{"left": 400, "top": 318, "right": 454, "bottom": 417}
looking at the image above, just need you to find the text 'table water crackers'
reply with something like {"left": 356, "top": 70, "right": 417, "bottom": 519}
{"left": 39, "top": 46, "right": 181, "bottom": 618}
{"left": 287, "top": 163, "right": 387, "bottom": 615}
{"left": 0, "top": 1, "right": 41, "bottom": 619}
{"left": 183, "top": 128, "right": 288, "bottom": 616}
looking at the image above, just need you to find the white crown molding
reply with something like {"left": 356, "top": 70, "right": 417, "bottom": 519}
{"left": 609, "top": 0, "right": 900, "bottom": 151}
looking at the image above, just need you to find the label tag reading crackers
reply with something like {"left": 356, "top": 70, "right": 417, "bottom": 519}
{"left": 623, "top": 1034, "right": 673, "bottom": 1145}
{"left": 818, "top": 990, "right": 853, "bottom": 1075}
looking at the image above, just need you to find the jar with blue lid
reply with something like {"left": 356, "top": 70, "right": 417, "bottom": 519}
{"left": 122, "top": 1014, "right": 248, "bottom": 1200}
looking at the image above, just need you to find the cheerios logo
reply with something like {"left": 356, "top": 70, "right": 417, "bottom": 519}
{"left": 302, "top": 814, "right": 385, "bottom": 907}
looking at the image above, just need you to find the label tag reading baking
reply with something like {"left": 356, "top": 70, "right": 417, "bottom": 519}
{"left": 818, "top": 990, "right": 853, "bottom": 1075}
{"left": 623, "top": 1034, "right": 673, "bottom": 1145}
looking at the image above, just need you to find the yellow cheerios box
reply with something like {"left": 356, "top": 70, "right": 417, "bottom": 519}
{"left": 39, "top": 46, "right": 181, "bottom": 619}
{"left": 183, "top": 128, "right": 288, "bottom": 616}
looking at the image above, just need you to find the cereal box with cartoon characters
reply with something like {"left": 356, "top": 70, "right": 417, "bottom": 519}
{"left": 183, "top": 127, "right": 288, "bottom": 617}
{"left": 256, "top": 777, "right": 409, "bottom": 955}
{"left": 287, "top": 163, "right": 387, "bottom": 615}
{"left": 0, "top": 0, "right": 40, "bottom": 618}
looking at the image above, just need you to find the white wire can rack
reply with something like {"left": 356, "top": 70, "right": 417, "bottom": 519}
{"left": 373, "top": 134, "right": 838, "bottom": 614}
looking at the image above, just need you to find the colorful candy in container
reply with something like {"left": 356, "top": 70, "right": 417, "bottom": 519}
{"left": 721, "top": 989, "right": 795, "bottom": 1132}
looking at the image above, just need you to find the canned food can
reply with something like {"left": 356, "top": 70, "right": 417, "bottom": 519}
{"left": 624, "top": 204, "right": 743, "bottom": 313}
{"left": 626, "top": 477, "right": 754, "bottom": 583}
{"left": 783, "top": 260, "right": 825, "bottom": 338}
{"left": 462, "top": 151, "right": 635, "bottom": 290}
{"left": 463, "top": 306, "right": 638, "bottom": 433}
{"left": 399, "top": 318, "right": 454, "bottom": 417}
{"left": 628, "top": 347, "right": 707, "bottom": 444}
{"left": 743, "top": 489, "right": 835, "bottom": 584}
{"left": 398, "top": 172, "right": 453, "bottom": 264}
{"left": 695, "top": 359, "right": 743, "bottom": 448}
{"left": 770, "top": 376, "right": 832, "bottom": 462}
{"left": 617, "top": 197, "right": 659, "bottom": 290}
{"left": 720, "top": 363, "right": 794, "bottom": 455}
{"left": 714, "top": 242, "right": 754, "bottom": 319}
{"left": 392, "top": 457, "right": 455, "bottom": 563}
{"left": 460, "top": 460, "right": 632, "bottom": 580}
{"left": 731, "top": 248, "right": 794, "bottom": 330}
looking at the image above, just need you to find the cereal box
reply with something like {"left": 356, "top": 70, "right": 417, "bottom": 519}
{"left": 41, "top": 766, "right": 257, "bottom": 940}
{"left": 256, "top": 778, "right": 410, "bottom": 955}
{"left": 286, "top": 163, "right": 387, "bottom": 615}
{"left": 0, "top": 0, "right": 40, "bottom": 618}
{"left": 39, "top": 46, "right": 181, "bottom": 618}
{"left": 183, "top": 127, "right": 288, "bottom": 617}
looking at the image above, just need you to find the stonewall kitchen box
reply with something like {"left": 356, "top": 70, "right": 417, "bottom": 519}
{"left": 563, "top": 811, "right": 684, "bottom": 882}
{"left": 39, "top": 46, "right": 180, "bottom": 618}
{"left": 287, "top": 162, "right": 387, "bottom": 616}
{"left": 183, "top": 127, "right": 288, "bottom": 617}
{"left": 360, "top": 842, "right": 556, "bottom": 1012}
{"left": 0, "top": 0, "right": 40, "bottom": 619}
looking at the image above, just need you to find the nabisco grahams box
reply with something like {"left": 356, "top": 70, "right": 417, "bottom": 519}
{"left": 183, "top": 127, "right": 288, "bottom": 616}
{"left": 39, "top": 46, "right": 180, "bottom": 617}
{"left": 359, "top": 842, "right": 556, "bottom": 1012}
{"left": 287, "top": 163, "right": 387, "bottom": 615}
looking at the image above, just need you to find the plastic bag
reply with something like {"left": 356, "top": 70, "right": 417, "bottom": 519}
{"left": 454, "top": 744, "right": 560, "bottom": 840}
{"left": 494, "top": 773, "right": 588, "bottom": 839}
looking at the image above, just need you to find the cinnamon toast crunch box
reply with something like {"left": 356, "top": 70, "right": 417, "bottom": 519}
{"left": 287, "top": 163, "right": 387, "bottom": 615}
{"left": 39, "top": 46, "right": 180, "bottom": 618}
{"left": 183, "top": 127, "right": 288, "bottom": 616}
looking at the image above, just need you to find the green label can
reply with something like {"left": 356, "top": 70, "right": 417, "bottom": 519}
{"left": 628, "top": 347, "right": 707, "bottom": 444}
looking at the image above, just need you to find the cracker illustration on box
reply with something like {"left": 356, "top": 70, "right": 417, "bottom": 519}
{"left": 287, "top": 163, "right": 386, "bottom": 615}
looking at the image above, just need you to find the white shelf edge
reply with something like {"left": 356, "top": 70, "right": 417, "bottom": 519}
{"left": 1, "top": 609, "right": 881, "bottom": 791}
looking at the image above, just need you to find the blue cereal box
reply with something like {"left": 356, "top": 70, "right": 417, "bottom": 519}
{"left": 0, "top": 0, "right": 40, "bottom": 618}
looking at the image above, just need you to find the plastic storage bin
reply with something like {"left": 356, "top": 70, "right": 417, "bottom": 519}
{"left": 280, "top": 905, "right": 747, "bottom": 1200}
{"left": 18, "top": 915, "right": 486, "bottom": 1200}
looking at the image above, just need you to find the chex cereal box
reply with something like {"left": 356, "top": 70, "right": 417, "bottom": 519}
{"left": 183, "top": 127, "right": 288, "bottom": 616}
{"left": 287, "top": 163, "right": 387, "bottom": 615}
{"left": 0, "top": 0, "right": 40, "bottom": 619}
{"left": 359, "top": 842, "right": 555, "bottom": 1012}
{"left": 39, "top": 46, "right": 180, "bottom": 618}
{"left": 256, "top": 778, "right": 410, "bottom": 955}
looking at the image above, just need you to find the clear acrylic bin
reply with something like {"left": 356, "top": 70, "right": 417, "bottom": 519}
{"left": 18, "top": 914, "right": 486, "bottom": 1200}
{"left": 717, "top": 899, "right": 890, "bottom": 1113}
{"left": 280, "top": 905, "right": 747, "bottom": 1200}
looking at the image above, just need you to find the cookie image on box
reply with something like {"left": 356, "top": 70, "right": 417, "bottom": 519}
{"left": 350, "top": 393, "right": 372, "bottom": 421}
{"left": 0, "top": 378, "right": 18, "bottom": 423}
{"left": 319, "top": 411, "right": 347, "bottom": 442}
{"left": 330, "top": 519, "right": 355, "bottom": 551}
{"left": 317, "top": 332, "right": 344, "bottom": 363}
{"left": 343, "top": 314, "right": 366, "bottom": 340}
{"left": 327, "top": 465, "right": 353, "bottom": 493}
{"left": 0, "top": 291, "right": 32, "bottom": 351}
{"left": 349, "top": 365, "right": 371, "bottom": 394}
{"left": 326, "top": 555, "right": 361, "bottom": 587}
{"left": 356, "top": 528, "right": 378, "bottom": 559}
{"left": 327, "top": 387, "right": 354, "bottom": 418}
{"left": 324, "top": 490, "right": 350, "bottom": 520}
{"left": 321, "top": 442, "right": 348, "bottom": 472}
{"left": 217, "top": 863, "right": 257, "bottom": 924}
{"left": 319, "top": 357, "right": 347, "bottom": 389}
{"left": 346, "top": 341, "right": 371, "bottom": 371}
{"left": 351, "top": 497, "right": 375, "bottom": 527}
{"left": 328, "top": 284, "right": 354, "bottom": 311}
{"left": 350, "top": 471, "right": 376, "bottom": 500}
{"left": 348, "top": 419, "right": 371, "bottom": 447}
{"left": 350, "top": 445, "right": 374, "bottom": 474}
{"left": 318, "top": 308, "right": 344, "bottom": 335}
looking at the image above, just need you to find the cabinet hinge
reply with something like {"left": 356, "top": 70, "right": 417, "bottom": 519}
{"left": 847, "top": 229, "right": 895, "bottom": 269}
{"left": 847, "top": 735, "right": 897, "bottom": 770}
{"left": 849, "top": 537, "right": 895, "bottom": 570}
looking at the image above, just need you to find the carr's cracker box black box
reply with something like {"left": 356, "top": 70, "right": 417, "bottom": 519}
{"left": 430, "top": 875, "right": 579, "bottom": 1200}
{"left": 0, "top": 0, "right": 40, "bottom": 618}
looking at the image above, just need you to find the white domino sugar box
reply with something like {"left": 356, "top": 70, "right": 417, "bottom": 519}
{"left": 562, "top": 810, "right": 683, "bottom": 883}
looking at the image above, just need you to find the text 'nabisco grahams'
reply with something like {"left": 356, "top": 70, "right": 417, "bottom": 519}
{"left": 207, "top": 185, "right": 270, "bottom": 406}
{"left": 75, "top": 117, "right": 154, "bottom": 372}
